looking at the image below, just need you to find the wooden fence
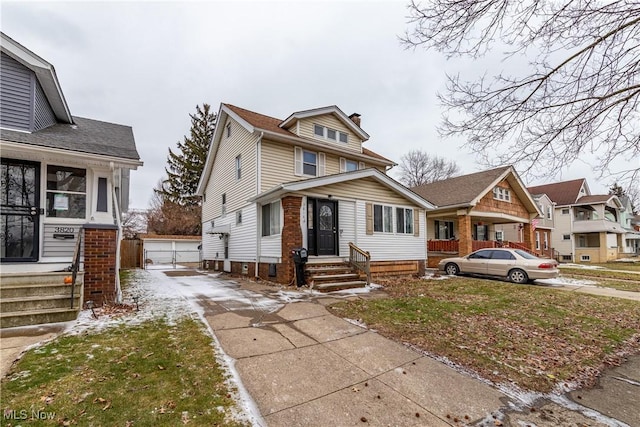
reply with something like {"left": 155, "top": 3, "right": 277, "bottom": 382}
{"left": 120, "top": 239, "right": 142, "bottom": 268}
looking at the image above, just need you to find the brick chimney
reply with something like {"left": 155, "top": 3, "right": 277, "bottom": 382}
{"left": 348, "top": 113, "right": 361, "bottom": 127}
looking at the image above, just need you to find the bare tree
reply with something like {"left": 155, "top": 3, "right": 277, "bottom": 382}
{"left": 121, "top": 209, "right": 147, "bottom": 239}
{"left": 398, "top": 149, "right": 460, "bottom": 187}
{"left": 403, "top": 0, "right": 640, "bottom": 186}
{"left": 146, "top": 180, "right": 201, "bottom": 235}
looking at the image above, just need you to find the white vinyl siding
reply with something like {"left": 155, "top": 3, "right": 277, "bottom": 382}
{"left": 201, "top": 206, "right": 256, "bottom": 261}
{"left": 338, "top": 200, "right": 356, "bottom": 257}
{"left": 355, "top": 200, "right": 425, "bottom": 261}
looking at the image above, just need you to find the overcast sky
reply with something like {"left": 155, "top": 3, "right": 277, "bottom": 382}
{"left": 2, "top": 1, "right": 624, "bottom": 209}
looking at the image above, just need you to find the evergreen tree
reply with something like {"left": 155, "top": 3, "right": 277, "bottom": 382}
{"left": 158, "top": 103, "right": 216, "bottom": 206}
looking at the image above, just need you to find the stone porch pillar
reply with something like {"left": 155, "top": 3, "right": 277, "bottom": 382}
{"left": 280, "top": 196, "right": 303, "bottom": 284}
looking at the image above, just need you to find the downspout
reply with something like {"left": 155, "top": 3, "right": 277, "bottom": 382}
{"left": 255, "top": 132, "right": 263, "bottom": 278}
{"left": 111, "top": 163, "right": 123, "bottom": 304}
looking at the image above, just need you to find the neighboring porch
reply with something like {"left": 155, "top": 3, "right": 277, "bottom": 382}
{"left": 427, "top": 213, "right": 539, "bottom": 268}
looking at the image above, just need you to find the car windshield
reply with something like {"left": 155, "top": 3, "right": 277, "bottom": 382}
{"left": 514, "top": 249, "right": 539, "bottom": 259}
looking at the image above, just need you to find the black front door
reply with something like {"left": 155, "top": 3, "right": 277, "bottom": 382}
{"left": 1, "top": 159, "right": 40, "bottom": 262}
{"left": 316, "top": 200, "right": 337, "bottom": 256}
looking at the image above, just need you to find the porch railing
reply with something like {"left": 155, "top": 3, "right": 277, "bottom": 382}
{"left": 428, "top": 239, "right": 459, "bottom": 252}
{"left": 348, "top": 242, "right": 371, "bottom": 285}
{"left": 69, "top": 231, "right": 82, "bottom": 309}
{"left": 472, "top": 240, "right": 497, "bottom": 251}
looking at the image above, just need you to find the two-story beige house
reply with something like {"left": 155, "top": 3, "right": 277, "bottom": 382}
{"left": 196, "top": 104, "right": 433, "bottom": 287}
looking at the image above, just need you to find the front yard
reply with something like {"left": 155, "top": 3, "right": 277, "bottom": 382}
{"left": 559, "top": 263, "right": 640, "bottom": 292}
{"left": 1, "top": 317, "right": 248, "bottom": 427}
{"left": 328, "top": 276, "right": 640, "bottom": 393}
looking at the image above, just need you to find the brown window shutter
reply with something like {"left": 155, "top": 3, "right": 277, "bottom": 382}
{"left": 413, "top": 209, "right": 420, "bottom": 236}
{"left": 366, "top": 203, "right": 373, "bottom": 235}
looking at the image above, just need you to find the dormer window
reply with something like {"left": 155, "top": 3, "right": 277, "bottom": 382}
{"left": 313, "top": 124, "right": 348, "bottom": 143}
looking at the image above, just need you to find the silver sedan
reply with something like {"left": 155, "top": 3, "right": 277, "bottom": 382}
{"left": 438, "top": 248, "right": 559, "bottom": 284}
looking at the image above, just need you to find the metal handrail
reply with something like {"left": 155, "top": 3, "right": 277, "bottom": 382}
{"left": 348, "top": 242, "right": 371, "bottom": 285}
{"left": 70, "top": 231, "right": 82, "bottom": 308}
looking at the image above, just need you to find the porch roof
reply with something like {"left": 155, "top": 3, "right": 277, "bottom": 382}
{"left": 0, "top": 116, "right": 141, "bottom": 162}
{"left": 249, "top": 168, "right": 435, "bottom": 209}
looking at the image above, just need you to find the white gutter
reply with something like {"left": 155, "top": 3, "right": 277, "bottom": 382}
{"left": 112, "top": 165, "right": 123, "bottom": 304}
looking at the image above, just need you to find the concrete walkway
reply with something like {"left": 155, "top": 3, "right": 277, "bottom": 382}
{"left": 2, "top": 272, "right": 637, "bottom": 426}
{"left": 536, "top": 282, "right": 640, "bottom": 301}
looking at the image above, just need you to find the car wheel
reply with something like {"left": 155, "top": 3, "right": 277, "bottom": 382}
{"left": 444, "top": 263, "right": 460, "bottom": 276}
{"left": 509, "top": 269, "right": 528, "bottom": 284}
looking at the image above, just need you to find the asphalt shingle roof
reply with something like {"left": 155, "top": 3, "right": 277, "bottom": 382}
{"left": 0, "top": 116, "right": 140, "bottom": 160}
{"left": 527, "top": 179, "right": 586, "bottom": 206}
{"left": 411, "top": 166, "right": 511, "bottom": 207}
{"left": 223, "top": 103, "right": 393, "bottom": 164}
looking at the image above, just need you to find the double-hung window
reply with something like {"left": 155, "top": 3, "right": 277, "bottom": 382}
{"left": 235, "top": 155, "right": 242, "bottom": 180}
{"left": 373, "top": 204, "right": 393, "bottom": 233}
{"left": 313, "top": 124, "right": 348, "bottom": 143}
{"left": 303, "top": 151, "right": 317, "bottom": 176}
{"left": 46, "top": 165, "right": 86, "bottom": 218}
{"left": 261, "top": 201, "right": 280, "bottom": 236}
{"left": 396, "top": 208, "right": 413, "bottom": 234}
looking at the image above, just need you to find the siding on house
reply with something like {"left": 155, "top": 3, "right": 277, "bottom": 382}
{"left": 354, "top": 200, "right": 426, "bottom": 261}
{"left": 475, "top": 179, "right": 531, "bottom": 219}
{"left": 337, "top": 200, "right": 356, "bottom": 257}
{"left": 295, "top": 115, "right": 363, "bottom": 153}
{"left": 202, "top": 205, "right": 258, "bottom": 261}
{"left": 552, "top": 207, "right": 574, "bottom": 257}
{"left": 1, "top": 52, "right": 32, "bottom": 131}
{"left": 42, "top": 223, "right": 83, "bottom": 259}
{"left": 310, "top": 177, "right": 410, "bottom": 205}
{"left": 202, "top": 119, "right": 257, "bottom": 221}
{"left": 33, "top": 79, "right": 56, "bottom": 131}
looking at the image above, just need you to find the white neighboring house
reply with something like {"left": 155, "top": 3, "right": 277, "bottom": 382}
{"left": 528, "top": 179, "right": 627, "bottom": 263}
{"left": 196, "top": 103, "right": 433, "bottom": 285}
{"left": 0, "top": 33, "right": 142, "bottom": 305}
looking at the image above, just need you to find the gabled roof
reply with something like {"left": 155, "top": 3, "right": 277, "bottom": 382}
{"left": 411, "top": 165, "right": 540, "bottom": 215}
{"left": 196, "top": 103, "right": 394, "bottom": 195}
{"left": 279, "top": 105, "right": 370, "bottom": 141}
{"left": 251, "top": 168, "right": 435, "bottom": 210}
{"left": 1, "top": 32, "right": 72, "bottom": 123}
{"left": 412, "top": 166, "right": 509, "bottom": 207}
{"left": 576, "top": 194, "right": 623, "bottom": 208}
{"left": 1, "top": 116, "right": 141, "bottom": 162}
{"left": 527, "top": 179, "right": 589, "bottom": 206}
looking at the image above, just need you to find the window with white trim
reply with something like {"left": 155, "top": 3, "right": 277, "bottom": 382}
{"left": 581, "top": 255, "right": 591, "bottom": 261}
{"left": 562, "top": 208, "right": 570, "bottom": 215}
{"left": 303, "top": 151, "right": 317, "bottom": 176}
{"left": 396, "top": 207, "right": 413, "bottom": 234}
{"left": 435, "top": 220, "right": 455, "bottom": 239}
{"left": 46, "top": 165, "right": 86, "bottom": 218}
{"left": 535, "top": 231, "right": 540, "bottom": 250}
{"left": 492, "top": 187, "right": 511, "bottom": 202}
{"left": 495, "top": 230, "right": 504, "bottom": 241}
{"left": 546, "top": 206, "right": 552, "bottom": 219}
{"left": 261, "top": 201, "right": 280, "bottom": 236}
{"left": 562, "top": 234, "right": 570, "bottom": 240}
{"left": 226, "top": 123, "right": 231, "bottom": 138}
{"left": 313, "top": 124, "right": 348, "bottom": 143}
{"left": 373, "top": 204, "right": 393, "bottom": 233}
{"left": 235, "top": 155, "right": 242, "bottom": 180}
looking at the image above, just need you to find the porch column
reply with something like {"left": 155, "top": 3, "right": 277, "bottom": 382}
{"left": 522, "top": 222, "right": 535, "bottom": 252}
{"left": 83, "top": 224, "right": 118, "bottom": 306}
{"left": 281, "top": 196, "right": 303, "bottom": 284}
{"left": 457, "top": 214, "right": 472, "bottom": 256}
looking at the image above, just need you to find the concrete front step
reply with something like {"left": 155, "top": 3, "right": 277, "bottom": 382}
{"left": 314, "top": 280, "right": 368, "bottom": 292}
{"left": 1, "top": 295, "right": 81, "bottom": 312}
{"left": 0, "top": 283, "right": 81, "bottom": 299}
{"left": 0, "top": 271, "right": 84, "bottom": 286}
{"left": 0, "top": 307, "right": 79, "bottom": 329}
{"left": 305, "top": 265, "right": 353, "bottom": 274}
